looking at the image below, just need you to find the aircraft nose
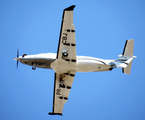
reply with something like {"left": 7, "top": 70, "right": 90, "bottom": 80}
{"left": 14, "top": 58, "right": 20, "bottom": 61}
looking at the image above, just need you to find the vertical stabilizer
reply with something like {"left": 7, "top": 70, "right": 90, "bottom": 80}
{"left": 122, "top": 60, "right": 133, "bottom": 75}
{"left": 122, "top": 39, "right": 134, "bottom": 74}
{"left": 122, "top": 39, "right": 134, "bottom": 57}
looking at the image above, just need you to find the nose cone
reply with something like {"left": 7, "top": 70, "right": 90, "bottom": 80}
{"left": 14, "top": 58, "right": 20, "bottom": 61}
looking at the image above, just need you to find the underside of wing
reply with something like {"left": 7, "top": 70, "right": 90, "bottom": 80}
{"left": 49, "top": 72, "right": 75, "bottom": 115}
{"left": 56, "top": 5, "right": 76, "bottom": 63}
{"left": 49, "top": 5, "right": 76, "bottom": 115}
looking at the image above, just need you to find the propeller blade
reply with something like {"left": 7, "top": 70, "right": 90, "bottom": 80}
{"left": 17, "top": 60, "right": 18, "bottom": 69}
{"left": 16, "top": 49, "right": 19, "bottom": 69}
{"left": 17, "top": 49, "right": 19, "bottom": 58}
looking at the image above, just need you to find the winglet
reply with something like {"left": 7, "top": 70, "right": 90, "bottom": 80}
{"left": 48, "top": 112, "right": 63, "bottom": 116}
{"left": 64, "top": 5, "right": 76, "bottom": 11}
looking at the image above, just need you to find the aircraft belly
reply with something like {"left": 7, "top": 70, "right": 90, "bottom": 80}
{"left": 50, "top": 60, "right": 76, "bottom": 73}
{"left": 76, "top": 60, "right": 111, "bottom": 72}
{"left": 20, "top": 58, "right": 55, "bottom": 69}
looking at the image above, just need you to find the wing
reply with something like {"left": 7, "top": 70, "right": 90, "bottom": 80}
{"left": 49, "top": 72, "right": 75, "bottom": 115}
{"left": 49, "top": 5, "right": 76, "bottom": 115}
{"left": 56, "top": 5, "right": 76, "bottom": 63}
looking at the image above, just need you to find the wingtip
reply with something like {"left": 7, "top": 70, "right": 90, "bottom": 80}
{"left": 48, "top": 112, "right": 63, "bottom": 116}
{"left": 64, "top": 5, "right": 76, "bottom": 11}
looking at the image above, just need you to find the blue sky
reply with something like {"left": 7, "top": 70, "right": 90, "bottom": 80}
{"left": 0, "top": 0, "right": 145, "bottom": 120}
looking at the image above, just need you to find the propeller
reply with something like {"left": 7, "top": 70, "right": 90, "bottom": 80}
{"left": 16, "top": 49, "right": 19, "bottom": 69}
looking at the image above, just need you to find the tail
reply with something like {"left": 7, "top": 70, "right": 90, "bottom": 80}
{"left": 121, "top": 39, "right": 136, "bottom": 74}
{"left": 122, "top": 60, "right": 133, "bottom": 75}
{"left": 111, "top": 39, "right": 137, "bottom": 75}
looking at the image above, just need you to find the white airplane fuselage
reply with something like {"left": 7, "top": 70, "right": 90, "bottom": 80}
{"left": 15, "top": 53, "right": 113, "bottom": 73}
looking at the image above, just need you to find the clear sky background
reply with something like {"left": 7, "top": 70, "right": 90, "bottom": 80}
{"left": 0, "top": 0, "right": 145, "bottom": 120}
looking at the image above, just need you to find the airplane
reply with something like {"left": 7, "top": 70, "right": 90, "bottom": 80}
{"left": 14, "top": 5, "right": 136, "bottom": 115}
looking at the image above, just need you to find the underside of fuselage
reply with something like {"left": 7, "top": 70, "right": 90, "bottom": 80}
{"left": 20, "top": 58, "right": 55, "bottom": 69}
{"left": 15, "top": 53, "right": 113, "bottom": 72}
